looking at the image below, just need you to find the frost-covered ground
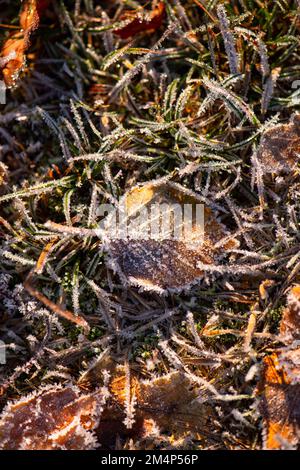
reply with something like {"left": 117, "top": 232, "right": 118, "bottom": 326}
{"left": 0, "top": 0, "right": 300, "bottom": 450}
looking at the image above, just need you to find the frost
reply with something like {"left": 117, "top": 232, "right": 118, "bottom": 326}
{"left": 0, "top": 384, "right": 103, "bottom": 450}
{"left": 257, "top": 114, "right": 300, "bottom": 174}
{"left": 104, "top": 180, "right": 239, "bottom": 292}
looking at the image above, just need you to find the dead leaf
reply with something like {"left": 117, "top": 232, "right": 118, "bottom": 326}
{"left": 114, "top": 2, "right": 165, "bottom": 39}
{"left": 109, "top": 370, "right": 214, "bottom": 437}
{"left": 79, "top": 365, "right": 215, "bottom": 448}
{"left": 280, "top": 285, "right": 300, "bottom": 342}
{"left": 0, "top": 385, "right": 100, "bottom": 449}
{"left": 104, "top": 181, "right": 238, "bottom": 292}
{"left": 139, "top": 372, "right": 213, "bottom": 437}
{"left": 278, "top": 345, "right": 300, "bottom": 385}
{"left": 258, "top": 285, "right": 300, "bottom": 448}
{"left": 96, "top": 405, "right": 146, "bottom": 450}
{"left": 0, "top": 0, "right": 49, "bottom": 87}
{"left": 257, "top": 114, "right": 300, "bottom": 174}
{"left": 259, "top": 353, "right": 300, "bottom": 450}
{"left": 275, "top": 285, "right": 300, "bottom": 385}
{"left": 110, "top": 373, "right": 141, "bottom": 405}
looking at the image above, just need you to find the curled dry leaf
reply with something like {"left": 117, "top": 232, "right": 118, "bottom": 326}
{"left": 114, "top": 2, "right": 165, "bottom": 39}
{"left": 0, "top": 0, "right": 49, "bottom": 87}
{"left": 259, "top": 353, "right": 300, "bottom": 450}
{"left": 257, "top": 114, "right": 300, "bottom": 174}
{"left": 0, "top": 385, "right": 100, "bottom": 450}
{"left": 104, "top": 181, "right": 238, "bottom": 293}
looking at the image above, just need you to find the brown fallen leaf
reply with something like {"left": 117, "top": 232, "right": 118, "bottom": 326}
{"left": 280, "top": 284, "right": 300, "bottom": 342}
{"left": 257, "top": 114, "right": 300, "bottom": 174}
{"left": 276, "top": 285, "right": 300, "bottom": 385}
{"left": 110, "top": 370, "right": 214, "bottom": 436}
{"left": 139, "top": 372, "right": 213, "bottom": 436}
{"left": 96, "top": 406, "right": 146, "bottom": 450}
{"left": 278, "top": 345, "right": 300, "bottom": 385}
{"left": 110, "top": 372, "right": 141, "bottom": 406}
{"left": 0, "top": 0, "right": 50, "bottom": 87}
{"left": 259, "top": 353, "right": 300, "bottom": 450}
{"left": 104, "top": 181, "right": 238, "bottom": 292}
{"left": 114, "top": 2, "right": 165, "bottom": 39}
{"left": 259, "top": 285, "right": 300, "bottom": 449}
{"left": 0, "top": 385, "right": 101, "bottom": 449}
{"left": 81, "top": 364, "right": 215, "bottom": 448}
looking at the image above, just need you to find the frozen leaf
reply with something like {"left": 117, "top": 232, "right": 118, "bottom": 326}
{"left": 104, "top": 181, "right": 238, "bottom": 292}
{"left": 114, "top": 3, "right": 165, "bottom": 40}
{"left": 278, "top": 345, "right": 300, "bottom": 385}
{"left": 109, "top": 370, "right": 214, "bottom": 438}
{"left": 0, "top": 0, "right": 49, "bottom": 87}
{"left": 259, "top": 353, "right": 300, "bottom": 450}
{"left": 280, "top": 285, "right": 300, "bottom": 342}
{"left": 0, "top": 385, "right": 101, "bottom": 449}
{"left": 138, "top": 372, "right": 213, "bottom": 437}
{"left": 277, "top": 285, "right": 300, "bottom": 384}
{"left": 258, "top": 285, "right": 300, "bottom": 449}
{"left": 257, "top": 114, "right": 300, "bottom": 174}
{"left": 96, "top": 406, "right": 146, "bottom": 450}
{"left": 110, "top": 372, "right": 141, "bottom": 407}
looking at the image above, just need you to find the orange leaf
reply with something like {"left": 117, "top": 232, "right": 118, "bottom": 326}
{"left": 280, "top": 285, "right": 300, "bottom": 342}
{"left": 259, "top": 353, "right": 300, "bottom": 449}
{"left": 0, "top": 0, "right": 50, "bottom": 87}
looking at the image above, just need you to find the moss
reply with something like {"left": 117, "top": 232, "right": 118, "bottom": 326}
{"left": 267, "top": 305, "right": 284, "bottom": 332}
